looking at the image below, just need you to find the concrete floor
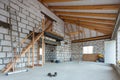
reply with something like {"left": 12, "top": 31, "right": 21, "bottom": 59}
{"left": 0, "top": 61, "right": 120, "bottom": 80}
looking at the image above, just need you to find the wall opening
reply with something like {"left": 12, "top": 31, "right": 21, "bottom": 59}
{"left": 83, "top": 46, "right": 93, "bottom": 54}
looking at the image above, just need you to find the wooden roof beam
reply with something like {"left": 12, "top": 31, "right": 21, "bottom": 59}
{"left": 64, "top": 19, "right": 114, "bottom": 29}
{"left": 72, "top": 35, "right": 111, "bottom": 43}
{"left": 41, "top": 0, "right": 78, "bottom": 3}
{"left": 65, "top": 20, "right": 113, "bottom": 34}
{"left": 66, "top": 30, "right": 83, "bottom": 35}
{"left": 60, "top": 16, "right": 116, "bottom": 24}
{"left": 49, "top": 4, "right": 120, "bottom": 10}
{"left": 55, "top": 11, "right": 117, "bottom": 18}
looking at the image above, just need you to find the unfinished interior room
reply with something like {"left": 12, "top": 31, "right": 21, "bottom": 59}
{"left": 0, "top": 0, "right": 120, "bottom": 80}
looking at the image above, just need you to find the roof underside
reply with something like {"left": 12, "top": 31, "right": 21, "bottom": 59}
{"left": 39, "top": 0, "right": 120, "bottom": 43}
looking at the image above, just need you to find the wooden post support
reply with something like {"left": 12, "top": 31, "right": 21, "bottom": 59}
{"left": 42, "top": 19, "right": 45, "bottom": 65}
{"left": 37, "top": 41, "right": 40, "bottom": 65}
{"left": 32, "top": 29, "right": 35, "bottom": 68}
{"left": 27, "top": 49, "right": 30, "bottom": 66}
{"left": 13, "top": 48, "right": 17, "bottom": 71}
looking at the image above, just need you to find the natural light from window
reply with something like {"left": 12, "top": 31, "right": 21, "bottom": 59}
{"left": 83, "top": 46, "right": 93, "bottom": 54}
{"left": 40, "top": 48, "right": 42, "bottom": 55}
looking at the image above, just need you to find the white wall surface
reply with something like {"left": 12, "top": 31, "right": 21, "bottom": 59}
{"left": 104, "top": 40, "right": 116, "bottom": 64}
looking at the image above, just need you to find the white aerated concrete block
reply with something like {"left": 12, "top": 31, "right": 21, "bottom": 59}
{"left": 3, "top": 47, "right": 12, "bottom": 52}
{"left": 1, "top": 40, "right": 11, "bottom": 46}
{"left": 0, "top": 59, "right": 3, "bottom": 64}
{"left": 5, "top": 35, "right": 11, "bottom": 40}
{"left": 0, "top": 65, "right": 5, "bottom": 70}
{"left": 27, "top": 16, "right": 34, "bottom": 22}
{"left": 0, "top": 2, "right": 4, "bottom": 9}
{"left": 19, "top": 13, "right": 26, "bottom": 19}
{"left": 0, "top": 8, "right": 9, "bottom": 17}
{"left": 0, "top": 52, "right": 6, "bottom": 58}
{"left": 0, "top": 27, "right": 9, "bottom": 34}
{"left": 21, "top": 18, "right": 28, "bottom": 24}
{"left": 0, "top": 15, "right": 7, "bottom": 23}
{"left": 0, "top": 34, "right": 3, "bottom": 39}
{"left": 18, "top": 22, "right": 26, "bottom": 28}
{"left": 6, "top": 52, "right": 13, "bottom": 57}
{"left": 10, "top": 2, "right": 19, "bottom": 11}
{"left": 0, "top": 46, "right": 2, "bottom": 51}
{"left": 22, "top": 29, "right": 29, "bottom": 34}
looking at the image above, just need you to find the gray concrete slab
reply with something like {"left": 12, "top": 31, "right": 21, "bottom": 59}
{"left": 0, "top": 62, "right": 120, "bottom": 80}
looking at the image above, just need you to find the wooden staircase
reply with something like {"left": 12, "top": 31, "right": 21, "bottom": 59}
{"left": 2, "top": 19, "right": 48, "bottom": 73}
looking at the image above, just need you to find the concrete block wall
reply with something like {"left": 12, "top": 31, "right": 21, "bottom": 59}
{"left": 56, "top": 38, "right": 72, "bottom": 62}
{"left": 53, "top": 21, "right": 64, "bottom": 36}
{"left": 71, "top": 39, "right": 108, "bottom": 60}
{"left": 45, "top": 45, "right": 56, "bottom": 62}
{"left": 0, "top": 0, "right": 64, "bottom": 70}
{"left": 45, "top": 38, "right": 71, "bottom": 63}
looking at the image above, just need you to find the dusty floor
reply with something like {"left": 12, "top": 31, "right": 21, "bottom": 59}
{"left": 0, "top": 61, "right": 120, "bottom": 80}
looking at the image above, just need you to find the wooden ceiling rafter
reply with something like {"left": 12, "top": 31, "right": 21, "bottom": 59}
{"left": 66, "top": 30, "right": 83, "bottom": 35}
{"left": 41, "top": 0, "right": 79, "bottom": 3}
{"left": 79, "top": 21, "right": 114, "bottom": 28}
{"left": 38, "top": 1, "right": 119, "bottom": 42}
{"left": 60, "top": 15, "right": 116, "bottom": 24}
{"left": 72, "top": 35, "right": 111, "bottom": 43}
{"left": 64, "top": 20, "right": 114, "bottom": 30}
{"left": 49, "top": 4, "right": 120, "bottom": 10}
{"left": 80, "top": 24, "right": 112, "bottom": 35}
{"left": 55, "top": 11, "right": 117, "bottom": 18}
{"left": 66, "top": 21, "right": 112, "bottom": 34}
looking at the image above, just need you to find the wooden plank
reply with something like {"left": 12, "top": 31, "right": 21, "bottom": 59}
{"left": 41, "top": 0, "right": 78, "bottom": 3}
{"left": 27, "top": 49, "right": 30, "bottom": 65}
{"left": 32, "top": 29, "right": 35, "bottom": 68}
{"left": 72, "top": 35, "right": 111, "bottom": 43}
{"left": 66, "top": 30, "right": 82, "bottom": 35}
{"left": 60, "top": 16, "right": 116, "bottom": 24}
{"left": 46, "top": 22, "right": 53, "bottom": 32}
{"left": 65, "top": 20, "right": 112, "bottom": 34}
{"left": 80, "top": 24, "right": 112, "bottom": 34}
{"left": 13, "top": 48, "right": 17, "bottom": 72}
{"left": 49, "top": 4, "right": 120, "bottom": 10}
{"left": 82, "top": 54, "right": 99, "bottom": 62}
{"left": 42, "top": 19, "right": 45, "bottom": 65}
{"left": 55, "top": 11, "right": 117, "bottom": 18}
{"left": 37, "top": 41, "right": 40, "bottom": 65}
{"left": 64, "top": 20, "right": 114, "bottom": 30}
